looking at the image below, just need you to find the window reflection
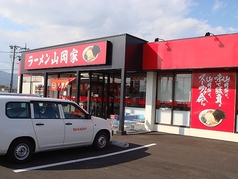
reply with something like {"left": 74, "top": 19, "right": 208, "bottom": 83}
{"left": 124, "top": 73, "right": 146, "bottom": 108}
{"left": 156, "top": 73, "right": 191, "bottom": 126}
{"left": 174, "top": 74, "right": 191, "bottom": 111}
{"left": 156, "top": 74, "right": 173, "bottom": 109}
{"left": 110, "top": 73, "right": 146, "bottom": 109}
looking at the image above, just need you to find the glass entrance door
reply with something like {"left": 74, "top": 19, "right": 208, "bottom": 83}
{"left": 90, "top": 73, "right": 109, "bottom": 119}
{"left": 90, "top": 82, "right": 104, "bottom": 118}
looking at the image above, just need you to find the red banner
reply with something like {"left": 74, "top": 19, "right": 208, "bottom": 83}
{"left": 191, "top": 71, "right": 236, "bottom": 132}
{"left": 24, "top": 41, "right": 108, "bottom": 70}
{"left": 51, "top": 77, "right": 76, "bottom": 91}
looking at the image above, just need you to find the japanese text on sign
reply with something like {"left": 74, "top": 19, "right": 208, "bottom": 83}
{"left": 28, "top": 49, "right": 79, "bottom": 67}
{"left": 24, "top": 41, "right": 107, "bottom": 70}
{"left": 196, "top": 73, "right": 230, "bottom": 107}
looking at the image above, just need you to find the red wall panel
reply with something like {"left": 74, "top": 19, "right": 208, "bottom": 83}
{"left": 143, "top": 33, "right": 238, "bottom": 70}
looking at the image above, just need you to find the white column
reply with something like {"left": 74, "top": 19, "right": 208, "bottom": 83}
{"left": 145, "top": 72, "right": 157, "bottom": 131}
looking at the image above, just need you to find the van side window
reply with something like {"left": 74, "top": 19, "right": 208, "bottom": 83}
{"left": 6, "top": 102, "right": 31, "bottom": 118}
{"left": 62, "top": 102, "right": 86, "bottom": 119}
{"left": 32, "top": 102, "right": 60, "bottom": 119}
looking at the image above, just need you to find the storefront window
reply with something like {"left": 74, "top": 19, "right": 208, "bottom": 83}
{"left": 22, "top": 74, "right": 44, "bottom": 96}
{"left": 173, "top": 74, "right": 191, "bottom": 111}
{"left": 173, "top": 74, "right": 191, "bottom": 126}
{"left": 109, "top": 76, "right": 121, "bottom": 115}
{"left": 48, "top": 73, "right": 76, "bottom": 100}
{"left": 108, "top": 73, "right": 146, "bottom": 118}
{"left": 90, "top": 73, "right": 105, "bottom": 117}
{"left": 125, "top": 73, "right": 146, "bottom": 108}
{"left": 155, "top": 74, "right": 173, "bottom": 124}
{"left": 79, "top": 72, "right": 90, "bottom": 110}
{"left": 155, "top": 73, "right": 191, "bottom": 126}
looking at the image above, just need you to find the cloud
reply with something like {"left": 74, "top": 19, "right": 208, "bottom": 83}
{"left": 0, "top": 0, "right": 196, "bottom": 45}
{"left": 0, "top": 0, "right": 237, "bottom": 74}
{"left": 212, "top": 0, "right": 226, "bottom": 11}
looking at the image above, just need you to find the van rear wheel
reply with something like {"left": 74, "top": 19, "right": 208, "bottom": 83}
{"left": 7, "top": 139, "right": 33, "bottom": 163}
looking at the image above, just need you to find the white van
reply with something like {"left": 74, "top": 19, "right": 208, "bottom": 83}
{"left": 0, "top": 95, "right": 113, "bottom": 163}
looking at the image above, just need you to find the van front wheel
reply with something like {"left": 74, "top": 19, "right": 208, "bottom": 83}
{"left": 93, "top": 131, "right": 109, "bottom": 150}
{"left": 7, "top": 139, "right": 33, "bottom": 163}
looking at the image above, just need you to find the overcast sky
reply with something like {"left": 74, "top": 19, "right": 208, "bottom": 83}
{"left": 0, "top": 0, "right": 238, "bottom": 74}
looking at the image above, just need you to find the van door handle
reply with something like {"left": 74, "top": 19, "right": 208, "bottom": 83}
{"left": 36, "top": 123, "right": 44, "bottom": 126}
{"left": 65, "top": 122, "right": 72, "bottom": 125}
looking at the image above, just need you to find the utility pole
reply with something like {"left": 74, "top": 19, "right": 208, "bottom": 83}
{"left": 9, "top": 44, "right": 29, "bottom": 93}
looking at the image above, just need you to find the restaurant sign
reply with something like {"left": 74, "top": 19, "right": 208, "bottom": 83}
{"left": 191, "top": 71, "right": 236, "bottom": 132}
{"left": 24, "top": 41, "right": 108, "bottom": 70}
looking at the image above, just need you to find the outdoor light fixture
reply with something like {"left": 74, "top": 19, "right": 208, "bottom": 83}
{"left": 204, "top": 32, "right": 219, "bottom": 41}
{"left": 154, "top": 38, "right": 171, "bottom": 51}
{"left": 204, "top": 32, "right": 224, "bottom": 47}
{"left": 154, "top": 38, "right": 159, "bottom": 42}
{"left": 154, "top": 38, "right": 166, "bottom": 42}
{"left": 205, "top": 32, "right": 214, "bottom": 36}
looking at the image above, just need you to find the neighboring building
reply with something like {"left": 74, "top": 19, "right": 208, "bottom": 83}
{"left": 19, "top": 33, "right": 238, "bottom": 143}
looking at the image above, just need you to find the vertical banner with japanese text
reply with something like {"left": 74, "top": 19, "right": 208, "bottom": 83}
{"left": 191, "top": 71, "right": 236, "bottom": 132}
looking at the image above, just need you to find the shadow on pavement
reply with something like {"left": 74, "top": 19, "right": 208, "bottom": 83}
{"left": 0, "top": 142, "right": 151, "bottom": 171}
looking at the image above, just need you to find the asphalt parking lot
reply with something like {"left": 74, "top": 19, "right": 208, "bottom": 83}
{"left": 1, "top": 132, "right": 238, "bottom": 179}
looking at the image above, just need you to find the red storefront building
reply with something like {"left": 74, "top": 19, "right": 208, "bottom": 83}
{"left": 19, "top": 33, "right": 238, "bottom": 142}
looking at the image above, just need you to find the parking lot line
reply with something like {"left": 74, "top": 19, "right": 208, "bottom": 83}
{"left": 13, "top": 143, "right": 157, "bottom": 173}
